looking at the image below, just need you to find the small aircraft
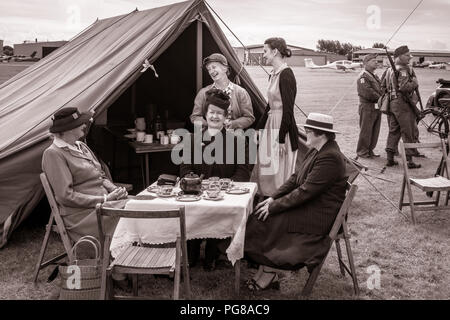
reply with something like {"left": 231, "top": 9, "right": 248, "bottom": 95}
{"left": 0, "top": 55, "right": 13, "bottom": 62}
{"left": 14, "top": 51, "right": 40, "bottom": 62}
{"left": 428, "top": 62, "right": 447, "bottom": 70}
{"left": 304, "top": 58, "right": 363, "bottom": 71}
{"left": 414, "top": 60, "right": 434, "bottom": 68}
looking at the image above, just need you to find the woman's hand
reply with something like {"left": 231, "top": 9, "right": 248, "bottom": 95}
{"left": 107, "top": 187, "right": 128, "bottom": 201}
{"left": 252, "top": 197, "right": 274, "bottom": 221}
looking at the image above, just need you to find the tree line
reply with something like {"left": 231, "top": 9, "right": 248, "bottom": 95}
{"left": 316, "top": 40, "right": 385, "bottom": 59}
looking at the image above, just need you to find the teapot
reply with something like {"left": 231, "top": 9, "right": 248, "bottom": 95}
{"left": 180, "top": 172, "right": 203, "bottom": 194}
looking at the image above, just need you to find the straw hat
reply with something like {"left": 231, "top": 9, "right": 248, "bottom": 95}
{"left": 301, "top": 112, "right": 339, "bottom": 133}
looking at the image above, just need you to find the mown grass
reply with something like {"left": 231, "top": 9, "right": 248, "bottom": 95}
{"left": 1, "top": 66, "right": 449, "bottom": 300}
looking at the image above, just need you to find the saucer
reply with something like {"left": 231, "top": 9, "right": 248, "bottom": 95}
{"left": 176, "top": 194, "right": 201, "bottom": 202}
{"left": 203, "top": 195, "right": 224, "bottom": 201}
{"left": 146, "top": 185, "right": 159, "bottom": 193}
{"left": 226, "top": 187, "right": 250, "bottom": 195}
{"left": 124, "top": 133, "right": 136, "bottom": 139}
{"left": 127, "top": 128, "right": 136, "bottom": 132}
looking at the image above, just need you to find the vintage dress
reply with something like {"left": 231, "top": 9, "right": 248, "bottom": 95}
{"left": 190, "top": 82, "right": 255, "bottom": 129}
{"left": 251, "top": 64, "right": 300, "bottom": 196}
{"left": 179, "top": 128, "right": 250, "bottom": 265}
{"left": 42, "top": 138, "right": 125, "bottom": 242}
{"left": 245, "top": 140, "right": 347, "bottom": 271}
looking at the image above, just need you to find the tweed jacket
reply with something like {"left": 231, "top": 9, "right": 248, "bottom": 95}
{"left": 42, "top": 139, "right": 119, "bottom": 241}
{"left": 179, "top": 128, "right": 250, "bottom": 182}
{"left": 190, "top": 83, "right": 255, "bottom": 129}
{"left": 268, "top": 140, "right": 347, "bottom": 235}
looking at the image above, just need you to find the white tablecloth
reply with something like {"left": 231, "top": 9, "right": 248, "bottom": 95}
{"left": 110, "top": 182, "right": 258, "bottom": 265}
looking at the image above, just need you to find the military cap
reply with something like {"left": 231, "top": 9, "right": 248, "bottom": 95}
{"left": 363, "top": 53, "right": 378, "bottom": 64}
{"left": 394, "top": 45, "right": 410, "bottom": 58}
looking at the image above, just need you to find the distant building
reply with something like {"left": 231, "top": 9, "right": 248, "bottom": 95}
{"left": 13, "top": 40, "right": 67, "bottom": 59}
{"left": 0, "top": 40, "right": 3, "bottom": 55}
{"left": 353, "top": 48, "right": 450, "bottom": 66}
{"left": 233, "top": 44, "right": 346, "bottom": 67}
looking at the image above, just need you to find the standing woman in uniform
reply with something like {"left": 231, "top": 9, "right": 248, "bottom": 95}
{"left": 251, "top": 37, "right": 300, "bottom": 197}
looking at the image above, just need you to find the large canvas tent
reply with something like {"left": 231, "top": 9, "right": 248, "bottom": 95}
{"left": 0, "top": 0, "right": 268, "bottom": 247}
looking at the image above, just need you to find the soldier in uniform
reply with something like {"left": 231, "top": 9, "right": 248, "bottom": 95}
{"left": 382, "top": 45, "right": 421, "bottom": 168}
{"left": 356, "top": 53, "right": 382, "bottom": 158}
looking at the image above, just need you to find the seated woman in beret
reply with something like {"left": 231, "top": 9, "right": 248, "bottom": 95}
{"left": 42, "top": 107, "right": 128, "bottom": 243}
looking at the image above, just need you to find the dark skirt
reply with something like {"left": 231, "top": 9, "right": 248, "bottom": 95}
{"left": 244, "top": 212, "right": 332, "bottom": 272}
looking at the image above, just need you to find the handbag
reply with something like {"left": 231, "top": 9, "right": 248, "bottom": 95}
{"left": 378, "top": 92, "right": 391, "bottom": 115}
{"left": 157, "top": 174, "right": 178, "bottom": 186}
{"left": 58, "top": 236, "right": 102, "bottom": 300}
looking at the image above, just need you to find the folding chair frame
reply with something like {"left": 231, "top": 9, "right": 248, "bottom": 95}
{"left": 96, "top": 204, "right": 191, "bottom": 300}
{"left": 302, "top": 183, "right": 359, "bottom": 297}
{"left": 399, "top": 137, "right": 450, "bottom": 224}
{"left": 33, "top": 173, "right": 74, "bottom": 283}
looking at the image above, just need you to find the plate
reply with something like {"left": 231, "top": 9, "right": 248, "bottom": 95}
{"left": 226, "top": 188, "right": 250, "bottom": 195}
{"left": 127, "top": 128, "right": 136, "bottom": 132}
{"left": 176, "top": 195, "right": 201, "bottom": 202}
{"left": 124, "top": 133, "right": 136, "bottom": 139}
{"left": 203, "top": 195, "right": 224, "bottom": 201}
{"left": 156, "top": 192, "right": 177, "bottom": 198}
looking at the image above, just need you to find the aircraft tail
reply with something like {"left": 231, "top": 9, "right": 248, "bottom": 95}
{"left": 304, "top": 58, "right": 317, "bottom": 68}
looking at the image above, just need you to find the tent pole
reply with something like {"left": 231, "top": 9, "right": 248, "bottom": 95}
{"left": 196, "top": 20, "right": 203, "bottom": 92}
{"left": 131, "top": 83, "right": 137, "bottom": 119}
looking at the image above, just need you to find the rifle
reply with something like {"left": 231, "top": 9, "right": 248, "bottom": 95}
{"left": 384, "top": 47, "right": 422, "bottom": 119}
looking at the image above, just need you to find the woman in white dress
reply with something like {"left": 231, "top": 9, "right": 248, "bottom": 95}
{"left": 251, "top": 37, "right": 300, "bottom": 197}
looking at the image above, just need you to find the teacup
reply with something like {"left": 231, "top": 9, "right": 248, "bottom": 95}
{"left": 206, "top": 189, "right": 220, "bottom": 198}
{"left": 136, "top": 131, "right": 146, "bottom": 142}
{"left": 220, "top": 178, "right": 232, "bottom": 189}
{"left": 159, "top": 185, "right": 173, "bottom": 196}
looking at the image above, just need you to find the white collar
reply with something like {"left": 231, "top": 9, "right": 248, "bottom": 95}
{"left": 212, "top": 81, "right": 234, "bottom": 96}
{"left": 53, "top": 136, "right": 83, "bottom": 154}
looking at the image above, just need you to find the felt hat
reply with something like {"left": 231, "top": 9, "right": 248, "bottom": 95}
{"left": 49, "top": 107, "right": 93, "bottom": 133}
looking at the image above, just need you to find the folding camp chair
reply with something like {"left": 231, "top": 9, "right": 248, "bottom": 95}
{"left": 399, "top": 136, "right": 450, "bottom": 224}
{"left": 302, "top": 183, "right": 359, "bottom": 296}
{"left": 96, "top": 204, "right": 191, "bottom": 300}
{"left": 33, "top": 173, "right": 74, "bottom": 282}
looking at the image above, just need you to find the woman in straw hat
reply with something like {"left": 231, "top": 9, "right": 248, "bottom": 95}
{"left": 244, "top": 113, "right": 347, "bottom": 291}
{"left": 190, "top": 53, "right": 255, "bottom": 130}
{"left": 42, "top": 107, "right": 128, "bottom": 243}
{"left": 251, "top": 37, "right": 300, "bottom": 197}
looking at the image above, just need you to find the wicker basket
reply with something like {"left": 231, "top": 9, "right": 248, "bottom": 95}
{"left": 59, "top": 236, "right": 102, "bottom": 300}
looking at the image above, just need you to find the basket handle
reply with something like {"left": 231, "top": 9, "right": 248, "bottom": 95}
{"left": 71, "top": 236, "right": 100, "bottom": 261}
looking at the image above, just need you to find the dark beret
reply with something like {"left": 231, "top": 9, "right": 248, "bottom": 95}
{"left": 205, "top": 88, "right": 230, "bottom": 111}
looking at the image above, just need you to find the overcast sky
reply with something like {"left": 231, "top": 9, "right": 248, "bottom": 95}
{"left": 0, "top": 0, "right": 449, "bottom": 50}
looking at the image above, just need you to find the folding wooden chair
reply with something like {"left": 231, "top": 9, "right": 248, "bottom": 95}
{"left": 96, "top": 204, "right": 191, "bottom": 300}
{"left": 302, "top": 183, "right": 359, "bottom": 297}
{"left": 33, "top": 173, "right": 74, "bottom": 282}
{"left": 399, "top": 136, "right": 450, "bottom": 224}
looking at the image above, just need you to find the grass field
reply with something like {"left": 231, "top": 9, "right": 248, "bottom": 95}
{"left": 1, "top": 65, "right": 450, "bottom": 300}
